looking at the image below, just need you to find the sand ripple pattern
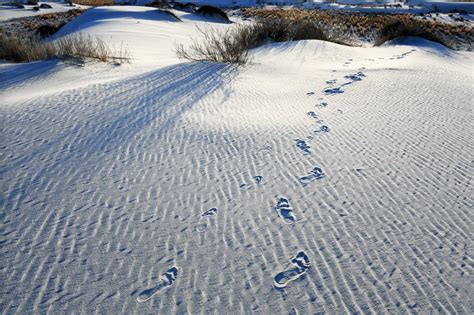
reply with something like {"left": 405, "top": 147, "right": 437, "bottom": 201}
{"left": 1, "top": 44, "right": 473, "bottom": 313}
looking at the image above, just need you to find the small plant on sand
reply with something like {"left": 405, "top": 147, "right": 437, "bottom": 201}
{"left": 175, "top": 25, "right": 251, "bottom": 65}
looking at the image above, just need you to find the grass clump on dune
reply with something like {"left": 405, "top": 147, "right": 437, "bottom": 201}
{"left": 375, "top": 20, "right": 450, "bottom": 47}
{"left": 176, "top": 24, "right": 252, "bottom": 65}
{"left": 0, "top": 32, "right": 131, "bottom": 64}
{"left": 195, "top": 5, "right": 230, "bottom": 23}
{"left": 73, "top": 0, "right": 114, "bottom": 6}
{"left": 176, "top": 18, "right": 345, "bottom": 65}
{"left": 242, "top": 8, "right": 473, "bottom": 50}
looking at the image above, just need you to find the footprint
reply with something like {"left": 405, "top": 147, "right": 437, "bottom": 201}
{"left": 202, "top": 207, "right": 218, "bottom": 217}
{"left": 274, "top": 251, "right": 310, "bottom": 289}
{"left": 315, "top": 101, "right": 328, "bottom": 108}
{"left": 299, "top": 167, "right": 325, "bottom": 186}
{"left": 258, "top": 143, "right": 273, "bottom": 156}
{"left": 289, "top": 308, "right": 299, "bottom": 315}
{"left": 291, "top": 251, "right": 310, "bottom": 269}
{"left": 274, "top": 266, "right": 306, "bottom": 289}
{"left": 240, "top": 183, "right": 252, "bottom": 190}
{"left": 307, "top": 112, "right": 324, "bottom": 123}
{"left": 196, "top": 207, "right": 218, "bottom": 232}
{"left": 307, "top": 111, "right": 318, "bottom": 119}
{"left": 274, "top": 197, "right": 296, "bottom": 224}
{"left": 240, "top": 176, "right": 263, "bottom": 190}
{"left": 344, "top": 71, "right": 365, "bottom": 82}
{"left": 314, "top": 125, "right": 330, "bottom": 133}
{"left": 137, "top": 267, "right": 179, "bottom": 303}
{"left": 295, "top": 139, "right": 310, "bottom": 154}
{"left": 324, "top": 87, "right": 344, "bottom": 95}
{"left": 195, "top": 222, "right": 208, "bottom": 233}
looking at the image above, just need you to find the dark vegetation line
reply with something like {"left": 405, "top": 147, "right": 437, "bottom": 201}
{"left": 1, "top": 3, "right": 472, "bottom": 64}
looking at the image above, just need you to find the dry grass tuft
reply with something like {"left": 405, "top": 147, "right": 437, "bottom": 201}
{"left": 175, "top": 18, "right": 348, "bottom": 65}
{"left": 195, "top": 5, "right": 230, "bottom": 23}
{"left": 73, "top": 0, "right": 113, "bottom": 6}
{"left": 0, "top": 32, "right": 131, "bottom": 64}
{"left": 241, "top": 8, "right": 474, "bottom": 50}
{"left": 175, "top": 25, "right": 251, "bottom": 65}
{"left": 375, "top": 20, "right": 448, "bottom": 47}
{"left": 0, "top": 9, "right": 85, "bottom": 39}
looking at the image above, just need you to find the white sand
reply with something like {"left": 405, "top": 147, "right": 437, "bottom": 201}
{"left": 0, "top": 2, "right": 88, "bottom": 22}
{"left": 1, "top": 6, "right": 473, "bottom": 313}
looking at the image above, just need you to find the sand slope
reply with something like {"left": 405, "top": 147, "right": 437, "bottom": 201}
{"left": 1, "top": 7, "right": 473, "bottom": 314}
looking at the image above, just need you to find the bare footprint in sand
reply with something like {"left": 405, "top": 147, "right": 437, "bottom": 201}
{"left": 137, "top": 267, "right": 178, "bottom": 302}
{"left": 274, "top": 251, "right": 310, "bottom": 289}
{"left": 295, "top": 139, "right": 310, "bottom": 154}
{"left": 202, "top": 207, "right": 218, "bottom": 217}
{"left": 315, "top": 101, "right": 329, "bottom": 108}
{"left": 274, "top": 197, "right": 296, "bottom": 224}
{"left": 257, "top": 143, "right": 273, "bottom": 157}
{"left": 307, "top": 111, "right": 325, "bottom": 124}
{"left": 196, "top": 207, "right": 218, "bottom": 232}
{"left": 239, "top": 176, "right": 264, "bottom": 190}
{"left": 299, "top": 167, "right": 325, "bottom": 186}
{"left": 314, "top": 125, "right": 330, "bottom": 134}
{"left": 324, "top": 87, "right": 344, "bottom": 95}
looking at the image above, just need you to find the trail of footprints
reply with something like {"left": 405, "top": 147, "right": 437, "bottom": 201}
{"left": 137, "top": 52, "right": 416, "bottom": 302}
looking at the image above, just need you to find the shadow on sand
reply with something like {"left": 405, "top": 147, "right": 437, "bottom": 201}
{"left": 1, "top": 61, "right": 238, "bottom": 211}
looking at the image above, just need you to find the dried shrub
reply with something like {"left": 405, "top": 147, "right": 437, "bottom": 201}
{"left": 375, "top": 20, "right": 449, "bottom": 47}
{"left": 241, "top": 8, "right": 474, "bottom": 50}
{"left": 145, "top": 0, "right": 172, "bottom": 9}
{"left": 73, "top": 0, "right": 113, "bottom": 6}
{"left": 195, "top": 5, "right": 230, "bottom": 23}
{"left": 176, "top": 25, "right": 250, "bottom": 65}
{"left": 0, "top": 32, "right": 131, "bottom": 64}
{"left": 36, "top": 23, "right": 64, "bottom": 38}
{"left": 175, "top": 18, "right": 343, "bottom": 65}
{"left": 0, "top": 9, "right": 85, "bottom": 40}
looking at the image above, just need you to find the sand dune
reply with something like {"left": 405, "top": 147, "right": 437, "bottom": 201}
{"left": 1, "top": 6, "right": 473, "bottom": 314}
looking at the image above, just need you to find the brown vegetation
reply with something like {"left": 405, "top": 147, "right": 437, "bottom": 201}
{"left": 0, "top": 9, "right": 85, "bottom": 39}
{"left": 0, "top": 32, "right": 131, "bottom": 63}
{"left": 241, "top": 8, "right": 474, "bottom": 50}
{"left": 73, "top": 0, "right": 113, "bottom": 6}
{"left": 375, "top": 20, "right": 447, "bottom": 47}
{"left": 195, "top": 5, "right": 230, "bottom": 23}
{"left": 176, "top": 18, "right": 346, "bottom": 65}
